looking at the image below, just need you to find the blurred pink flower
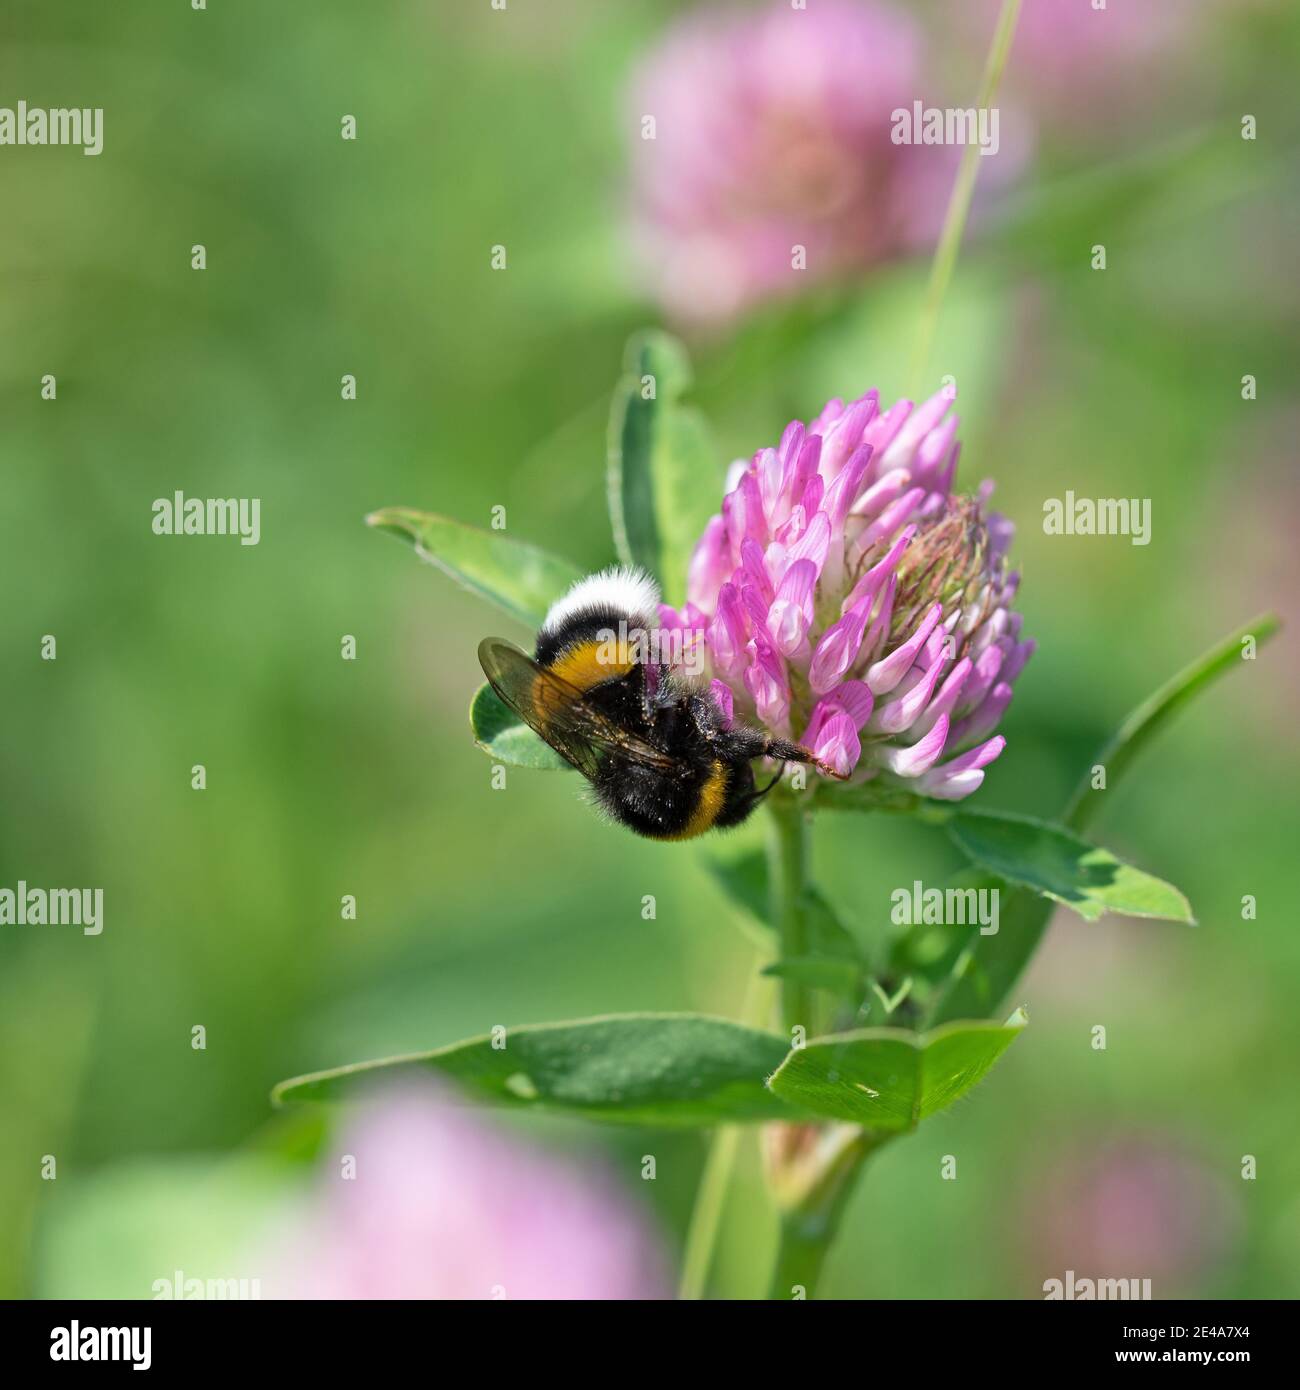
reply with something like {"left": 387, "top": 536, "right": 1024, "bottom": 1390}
{"left": 663, "top": 384, "right": 1032, "bottom": 799}
{"left": 963, "top": 0, "right": 1217, "bottom": 129}
{"left": 1021, "top": 1134, "right": 1240, "bottom": 1296}
{"left": 263, "top": 1086, "right": 670, "bottom": 1300}
{"left": 627, "top": 0, "right": 954, "bottom": 326}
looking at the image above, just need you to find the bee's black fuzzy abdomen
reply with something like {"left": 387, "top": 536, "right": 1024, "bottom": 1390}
{"left": 590, "top": 734, "right": 772, "bottom": 840}
{"left": 591, "top": 758, "right": 697, "bottom": 839}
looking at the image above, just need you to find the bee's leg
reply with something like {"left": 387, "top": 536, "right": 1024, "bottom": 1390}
{"left": 762, "top": 737, "right": 846, "bottom": 781}
{"left": 762, "top": 737, "right": 817, "bottom": 765}
{"left": 755, "top": 762, "right": 788, "bottom": 797}
{"left": 722, "top": 761, "right": 787, "bottom": 821}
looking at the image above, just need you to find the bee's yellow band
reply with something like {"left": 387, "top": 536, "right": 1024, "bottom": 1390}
{"left": 547, "top": 638, "right": 636, "bottom": 693}
{"left": 663, "top": 760, "right": 727, "bottom": 841}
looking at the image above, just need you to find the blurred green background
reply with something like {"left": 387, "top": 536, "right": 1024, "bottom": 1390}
{"left": 2, "top": 0, "right": 1297, "bottom": 1299}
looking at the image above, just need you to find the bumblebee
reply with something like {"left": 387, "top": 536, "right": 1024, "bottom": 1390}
{"left": 478, "top": 567, "right": 835, "bottom": 841}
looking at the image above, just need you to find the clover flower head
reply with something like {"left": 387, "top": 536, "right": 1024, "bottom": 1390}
{"left": 664, "top": 385, "right": 1033, "bottom": 801}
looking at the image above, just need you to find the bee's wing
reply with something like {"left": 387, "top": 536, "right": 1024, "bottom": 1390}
{"left": 477, "top": 637, "right": 679, "bottom": 781}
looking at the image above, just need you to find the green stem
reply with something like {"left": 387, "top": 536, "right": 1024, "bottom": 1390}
{"left": 767, "top": 797, "right": 812, "bottom": 1038}
{"left": 763, "top": 799, "right": 882, "bottom": 1298}
{"left": 678, "top": 963, "right": 775, "bottom": 1300}
{"left": 767, "top": 1131, "right": 882, "bottom": 1300}
{"left": 907, "top": 0, "right": 1023, "bottom": 395}
{"left": 678, "top": 1124, "right": 741, "bottom": 1301}
{"left": 769, "top": 1221, "right": 830, "bottom": 1300}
